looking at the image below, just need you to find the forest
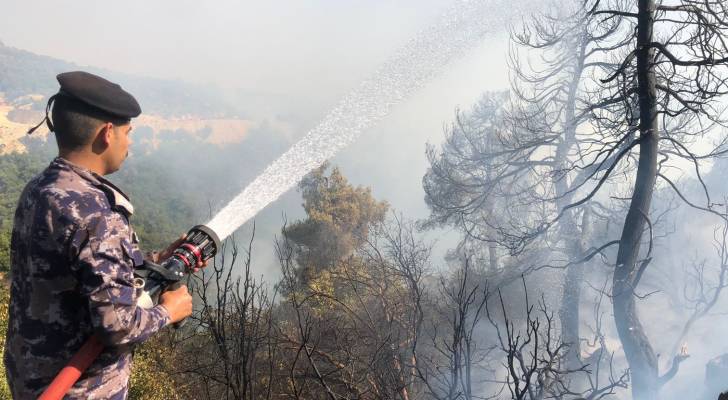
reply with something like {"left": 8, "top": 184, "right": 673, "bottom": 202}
{"left": 2, "top": 0, "right": 728, "bottom": 399}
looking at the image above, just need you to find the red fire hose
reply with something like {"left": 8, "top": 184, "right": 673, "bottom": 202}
{"left": 37, "top": 335, "right": 104, "bottom": 400}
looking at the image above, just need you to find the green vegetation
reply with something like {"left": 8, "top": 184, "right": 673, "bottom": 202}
{"left": 0, "top": 285, "right": 11, "bottom": 399}
{"left": 0, "top": 138, "right": 55, "bottom": 271}
{"left": 283, "top": 163, "right": 388, "bottom": 279}
{"left": 0, "top": 136, "right": 195, "bottom": 271}
{"left": 128, "top": 338, "right": 180, "bottom": 400}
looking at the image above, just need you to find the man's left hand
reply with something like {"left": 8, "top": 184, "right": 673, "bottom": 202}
{"left": 145, "top": 234, "right": 208, "bottom": 272}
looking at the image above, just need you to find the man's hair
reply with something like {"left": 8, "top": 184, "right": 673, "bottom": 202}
{"left": 51, "top": 95, "right": 128, "bottom": 150}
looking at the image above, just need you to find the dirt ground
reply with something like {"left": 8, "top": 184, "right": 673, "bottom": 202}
{"left": 0, "top": 95, "right": 251, "bottom": 155}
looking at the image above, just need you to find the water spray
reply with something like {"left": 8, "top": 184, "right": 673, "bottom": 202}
{"left": 205, "top": 0, "right": 523, "bottom": 241}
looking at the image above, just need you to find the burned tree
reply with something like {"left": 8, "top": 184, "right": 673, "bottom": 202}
{"left": 587, "top": 0, "right": 728, "bottom": 398}
{"left": 655, "top": 201, "right": 728, "bottom": 381}
{"left": 426, "top": 0, "right": 728, "bottom": 397}
{"left": 485, "top": 278, "right": 629, "bottom": 400}
{"left": 414, "top": 259, "right": 491, "bottom": 400}
{"left": 171, "top": 233, "right": 277, "bottom": 400}
{"left": 506, "top": 0, "right": 633, "bottom": 371}
{"left": 423, "top": 0, "right": 635, "bottom": 375}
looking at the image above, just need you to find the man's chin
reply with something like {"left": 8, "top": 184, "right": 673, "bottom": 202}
{"left": 106, "top": 163, "right": 123, "bottom": 175}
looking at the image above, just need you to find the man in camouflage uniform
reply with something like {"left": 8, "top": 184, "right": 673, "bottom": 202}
{"left": 4, "top": 71, "right": 194, "bottom": 399}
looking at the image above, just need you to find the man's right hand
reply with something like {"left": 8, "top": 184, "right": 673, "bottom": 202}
{"left": 159, "top": 284, "right": 193, "bottom": 324}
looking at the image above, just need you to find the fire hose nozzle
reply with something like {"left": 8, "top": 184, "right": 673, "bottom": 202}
{"left": 167, "top": 224, "right": 221, "bottom": 272}
{"left": 141, "top": 225, "right": 221, "bottom": 289}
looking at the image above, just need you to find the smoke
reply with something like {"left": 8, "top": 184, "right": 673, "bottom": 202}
{"left": 206, "top": 0, "right": 536, "bottom": 240}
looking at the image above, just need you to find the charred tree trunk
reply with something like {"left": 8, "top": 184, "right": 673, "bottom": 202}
{"left": 613, "top": 1, "right": 660, "bottom": 398}
{"left": 558, "top": 208, "right": 588, "bottom": 371}
{"left": 488, "top": 242, "right": 498, "bottom": 272}
{"left": 556, "top": 31, "right": 588, "bottom": 372}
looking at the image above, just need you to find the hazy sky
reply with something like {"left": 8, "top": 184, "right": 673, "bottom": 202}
{"left": 3, "top": 1, "right": 462, "bottom": 100}
{"left": 0, "top": 0, "right": 519, "bottom": 110}
{"left": 1, "top": 0, "right": 523, "bottom": 264}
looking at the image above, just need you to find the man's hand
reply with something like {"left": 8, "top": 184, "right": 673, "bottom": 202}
{"left": 159, "top": 284, "right": 193, "bottom": 324}
{"left": 146, "top": 234, "right": 209, "bottom": 272}
{"left": 156, "top": 234, "right": 185, "bottom": 263}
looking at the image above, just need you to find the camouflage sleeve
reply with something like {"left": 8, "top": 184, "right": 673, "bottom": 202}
{"left": 72, "top": 210, "right": 171, "bottom": 347}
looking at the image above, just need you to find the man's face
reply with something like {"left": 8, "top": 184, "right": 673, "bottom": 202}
{"left": 106, "top": 123, "right": 132, "bottom": 174}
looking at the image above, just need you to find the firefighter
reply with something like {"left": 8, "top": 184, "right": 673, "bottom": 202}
{"left": 4, "top": 71, "right": 198, "bottom": 399}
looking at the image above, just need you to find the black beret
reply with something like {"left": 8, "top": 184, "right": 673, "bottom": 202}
{"left": 56, "top": 71, "right": 141, "bottom": 119}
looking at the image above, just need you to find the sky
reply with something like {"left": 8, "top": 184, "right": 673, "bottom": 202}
{"left": 0, "top": 0, "right": 517, "bottom": 113}
{"left": 2, "top": 1, "right": 486, "bottom": 110}
{"left": 0, "top": 0, "right": 523, "bottom": 264}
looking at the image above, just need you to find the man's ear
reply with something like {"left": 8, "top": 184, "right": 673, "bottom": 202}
{"left": 91, "top": 122, "right": 113, "bottom": 154}
{"left": 99, "top": 122, "right": 114, "bottom": 145}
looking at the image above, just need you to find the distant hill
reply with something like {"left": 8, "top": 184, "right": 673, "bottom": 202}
{"left": 0, "top": 40, "right": 237, "bottom": 118}
{"left": 0, "top": 41, "right": 268, "bottom": 154}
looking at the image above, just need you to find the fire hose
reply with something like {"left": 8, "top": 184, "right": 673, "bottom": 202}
{"left": 38, "top": 225, "right": 221, "bottom": 400}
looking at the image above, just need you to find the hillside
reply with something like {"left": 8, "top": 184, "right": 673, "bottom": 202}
{"left": 0, "top": 95, "right": 254, "bottom": 154}
{"left": 0, "top": 40, "right": 237, "bottom": 117}
{"left": 0, "top": 41, "right": 256, "bottom": 154}
{"left": 0, "top": 100, "right": 30, "bottom": 154}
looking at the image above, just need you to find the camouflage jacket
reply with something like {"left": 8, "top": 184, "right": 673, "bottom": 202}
{"left": 4, "top": 157, "right": 170, "bottom": 400}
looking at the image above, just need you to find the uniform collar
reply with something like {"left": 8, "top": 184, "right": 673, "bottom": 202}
{"left": 52, "top": 157, "right": 135, "bottom": 216}
{"left": 52, "top": 157, "right": 102, "bottom": 186}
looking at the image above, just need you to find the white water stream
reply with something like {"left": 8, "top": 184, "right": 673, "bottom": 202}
{"left": 207, "top": 0, "right": 519, "bottom": 240}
